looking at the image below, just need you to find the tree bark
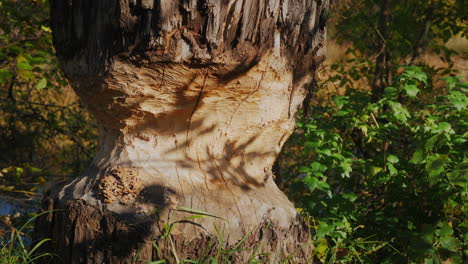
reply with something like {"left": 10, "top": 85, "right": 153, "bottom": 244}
{"left": 35, "top": 0, "right": 330, "bottom": 263}
{"left": 372, "top": 0, "right": 390, "bottom": 101}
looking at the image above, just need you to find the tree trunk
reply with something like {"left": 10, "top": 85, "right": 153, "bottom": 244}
{"left": 372, "top": 0, "right": 390, "bottom": 101}
{"left": 35, "top": 0, "right": 330, "bottom": 263}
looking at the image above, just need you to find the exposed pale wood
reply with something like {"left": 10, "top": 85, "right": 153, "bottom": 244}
{"left": 35, "top": 0, "right": 330, "bottom": 263}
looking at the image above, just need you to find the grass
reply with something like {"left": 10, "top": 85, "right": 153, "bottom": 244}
{"left": 0, "top": 211, "right": 55, "bottom": 264}
{"left": 135, "top": 207, "right": 314, "bottom": 264}
{"left": 141, "top": 231, "right": 308, "bottom": 264}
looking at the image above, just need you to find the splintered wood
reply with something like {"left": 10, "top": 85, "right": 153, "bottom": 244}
{"left": 99, "top": 167, "right": 141, "bottom": 204}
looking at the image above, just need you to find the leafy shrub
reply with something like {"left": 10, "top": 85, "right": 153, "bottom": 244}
{"left": 0, "top": 0, "right": 97, "bottom": 194}
{"left": 284, "top": 66, "right": 467, "bottom": 263}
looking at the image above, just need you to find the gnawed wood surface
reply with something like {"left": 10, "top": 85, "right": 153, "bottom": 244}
{"left": 35, "top": 0, "right": 330, "bottom": 263}
{"left": 51, "top": 0, "right": 328, "bottom": 77}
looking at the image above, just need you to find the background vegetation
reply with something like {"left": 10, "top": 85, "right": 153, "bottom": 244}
{"left": 0, "top": 0, "right": 466, "bottom": 263}
{"left": 279, "top": 0, "right": 467, "bottom": 262}
{"left": 0, "top": 0, "right": 96, "bottom": 197}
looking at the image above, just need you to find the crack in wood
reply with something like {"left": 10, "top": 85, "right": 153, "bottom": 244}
{"left": 185, "top": 70, "right": 208, "bottom": 140}
{"left": 226, "top": 62, "right": 269, "bottom": 129}
{"left": 196, "top": 151, "right": 211, "bottom": 191}
{"left": 210, "top": 152, "right": 246, "bottom": 231}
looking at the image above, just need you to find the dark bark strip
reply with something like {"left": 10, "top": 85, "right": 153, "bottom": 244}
{"left": 372, "top": 0, "right": 391, "bottom": 101}
{"left": 51, "top": 0, "right": 329, "bottom": 80}
{"left": 186, "top": 70, "right": 208, "bottom": 139}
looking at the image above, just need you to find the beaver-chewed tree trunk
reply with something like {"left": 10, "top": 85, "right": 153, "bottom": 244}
{"left": 34, "top": 0, "right": 330, "bottom": 263}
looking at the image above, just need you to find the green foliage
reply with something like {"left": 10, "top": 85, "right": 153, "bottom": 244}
{"left": 285, "top": 67, "right": 467, "bottom": 263}
{"left": 283, "top": 2, "right": 467, "bottom": 261}
{"left": 0, "top": 0, "right": 97, "bottom": 194}
{"left": 335, "top": 0, "right": 467, "bottom": 63}
{"left": 0, "top": 165, "right": 46, "bottom": 195}
{"left": 0, "top": 211, "right": 55, "bottom": 264}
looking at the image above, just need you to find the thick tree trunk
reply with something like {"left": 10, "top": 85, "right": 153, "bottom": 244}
{"left": 35, "top": 0, "right": 329, "bottom": 263}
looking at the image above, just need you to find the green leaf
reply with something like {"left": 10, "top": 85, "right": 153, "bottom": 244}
{"left": 388, "top": 101, "right": 410, "bottom": 122}
{"left": 342, "top": 192, "right": 357, "bottom": 202}
{"left": 304, "top": 175, "right": 318, "bottom": 192}
{"left": 439, "top": 236, "right": 459, "bottom": 252}
{"left": 371, "top": 166, "right": 383, "bottom": 176}
{"left": 425, "top": 134, "right": 442, "bottom": 151}
{"left": 333, "top": 96, "right": 349, "bottom": 109}
{"left": 334, "top": 109, "right": 351, "bottom": 117}
{"left": 317, "top": 148, "right": 332, "bottom": 156}
{"left": 437, "top": 223, "right": 454, "bottom": 237}
{"left": 404, "top": 84, "right": 419, "bottom": 97}
{"left": 41, "top": 25, "right": 52, "bottom": 33}
{"left": 388, "top": 163, "right": 398, "bottom": 176}
{"left": 431, "top": 122, "right": 452, "bottom": 134}
{"left": 340, "top": 160, "right": 352, "bottom": 178}
{"left": 17, "top": 60, "right": 33, "bottom": 70}
{"left": 28, "top": 55, "right": 47, "bottom": 65}
{"left": 425, "top": 154, "right": 449, "bottom": 184}
{"left": 316, "top": 223, "right": 334, "bottom": 239}
{"left": 441, "top": 76, "right": 461, "bottom": 90}
{"left": 313, "top": 238, "right": 328, "bottom": 260}
{"left": 387, "top": 154, "right": 399, "bottom": 164}
{"left": 0, "top": 69, "right": 13, "bottom": 84}
{"left": 310, "top": 162, "right": 328, "bottom": 173}
{"left": 31, "top": 167, "right": 42, "bottom": 175}
{"left": 410, "top": 149, "right": 425, "bottom": 164}
{"left": 403, "top": 66, "right": 428, "bottom": 85}
{"left": 175, "top": 206, "right": 220, "bottom": 219}
{"left": 447, "top": 162, "right": 468, "bottom": 187}
{"left": 35, "top": 77, "right": 48, "bottom": 89}
{"left": 304, "top": 141, "right": 320, "bottom": 152}
{"left": 447, "top": 91, "right": 468, "bottom": 110}
{"left": 422, "top": 224, "right": 436, "bottom": 244}
{"left": 316, "top": 181, "right": 331, "bottom": 192}
{"left": 384, "top": 86, "right": 398, "bottom": 97}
